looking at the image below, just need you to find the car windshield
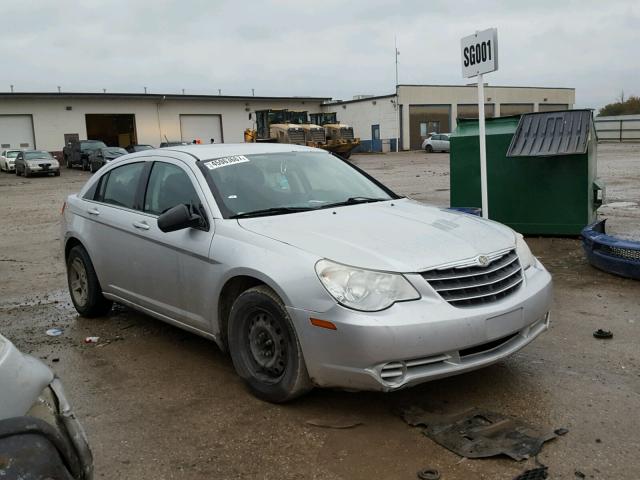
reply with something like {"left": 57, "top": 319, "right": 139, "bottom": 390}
{"left": 200, "top": 151, "right": 396, "bottom": 218}
{"left": 6, "top": 151, "right": 20, "bottom": 158}
{"left": 25, "top": 151, "right": 52, "bottom": 160}
{"left": 104, "top": 148, "right": 127, "bottom": 156}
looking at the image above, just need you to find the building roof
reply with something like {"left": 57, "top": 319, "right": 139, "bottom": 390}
{"left": 0, "top": 92, "right": 331, "bottom": 102}
{"left": 322, "top": 94, "right": 396, "bottom": 106}
{"left": 398, "top": 84, "right": 575, "bottom": 91}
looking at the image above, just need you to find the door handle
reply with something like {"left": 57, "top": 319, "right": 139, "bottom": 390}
{"left": 132, "top": 221, "right": 150, "bottom": 230}
{"left": 87, "top": 208, "right": 100, "bottom": 215}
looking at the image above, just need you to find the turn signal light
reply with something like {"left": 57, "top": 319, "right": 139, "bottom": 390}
{"left": 310, "top": 318, "right": 337, "bottom": 330}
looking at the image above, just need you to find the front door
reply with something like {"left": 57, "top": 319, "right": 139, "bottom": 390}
{"left": 371, "top": 124, "right": 381, "bottom": 152}
{"left": 128, "top": 159, "right": 215, "bottom": 330}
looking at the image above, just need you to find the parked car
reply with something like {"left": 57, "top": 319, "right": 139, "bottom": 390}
{"left": 15, "top": 150, "right": 60, "bottom": 177}
{"left": 0, "top": 333, "right": 93, "bottom": 479}
{"left": 159, "top": 141, "right": 189, "bottom": 147}
{"left": 63, "top": 140, "right": 107, "bottom": 170}
{"left": 422, "top": 133, "right": 450, "bottom": 152}
{"left": 125, "top": 144, "right": 154, "bottom": 153}
{"left": 61, "top": 144, "right": 552, "bottom": 402}
{"left": 0, "top": 149, "right": 21, "bottom": 172}
{"left": 88, "top": 147, "right": 128, "bottom": 173}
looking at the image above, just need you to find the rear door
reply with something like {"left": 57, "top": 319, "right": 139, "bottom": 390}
{"left": 82, "top": 161, "right": 149, "bottom": 303}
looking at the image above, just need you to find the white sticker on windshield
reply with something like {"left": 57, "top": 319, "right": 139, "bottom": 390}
{"left": 204, "top": 155, "right": 250, "bottom": 170}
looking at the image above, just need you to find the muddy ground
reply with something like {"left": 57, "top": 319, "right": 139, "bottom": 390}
{"left": 1, "top": 144, "right": 639, "bottom": 479}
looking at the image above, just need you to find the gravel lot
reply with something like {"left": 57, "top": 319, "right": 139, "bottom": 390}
{"left": 1, "top": 143, "right": 639, "bottom": 479}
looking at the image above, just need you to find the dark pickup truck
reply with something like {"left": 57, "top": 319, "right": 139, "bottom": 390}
{"left": 63, "top": 140, "right": 107, "bottom": 170}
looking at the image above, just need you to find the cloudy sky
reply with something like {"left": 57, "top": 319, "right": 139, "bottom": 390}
{"left": 1, "top": 0, "right": 637, "bottom": 109}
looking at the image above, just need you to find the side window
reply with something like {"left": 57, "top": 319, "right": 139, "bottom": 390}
{"left": 101, "top": 162, "right": 145, "bottom": 209}
{"left": 144, "top": 162, "right": 201, "bottom": 215}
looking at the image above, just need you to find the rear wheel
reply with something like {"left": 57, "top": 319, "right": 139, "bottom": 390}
{"left": 425, "top": 145, "right": 433, "bottom": 153}
{"left": 66, "top": 245, "right": 112, "bottom": 317}
{"left": 228, "top": 285, "right": 312, "bottom": 403}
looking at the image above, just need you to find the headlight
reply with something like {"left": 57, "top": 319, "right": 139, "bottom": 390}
{"left": 315, "top": 259, "right": 420, "bottom": 311}
{"left": 515, "top": 233, "right": 535, "bottom": 269}
{"left": 51, "top": 160, "right": 59, "bottom": 167}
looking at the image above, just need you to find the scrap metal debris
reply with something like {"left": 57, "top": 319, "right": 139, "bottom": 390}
{"left": 401, "top": 407, "right": 558, "bottom": 461}
{"left": 305, "top": 415, "right": 362, "bottom": 429}
{"left": 593, "top": 329, "right": 613, "bottom": 339}
{"left": 513, "top": 466, "right": 548, "bottom": 480}
{"left": 417, "top": 468, "right": 441, "bottom": 480}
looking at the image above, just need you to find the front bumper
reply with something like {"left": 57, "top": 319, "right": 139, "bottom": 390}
{"left": 288, "top": 260, "right": 552, "bottom": 391}
{"left": 27, "top": 165, "right": 60, "bottom": 173}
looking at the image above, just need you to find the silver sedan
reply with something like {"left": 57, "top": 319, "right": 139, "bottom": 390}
{"left": 61, "top": 144, "right": 552, "bottom": 402}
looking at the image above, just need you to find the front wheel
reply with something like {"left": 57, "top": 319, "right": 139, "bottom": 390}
{"left": 24, "top": 167, "right": 30, "bottom": 178}
{"left": 425, "top": 145, "right": 433, "bottom": 153}
{"left": 228, "top": 285, "right": 312, "bottom": 403}
{"left": 66, "top": 245, "right": 113, "bottom": 317}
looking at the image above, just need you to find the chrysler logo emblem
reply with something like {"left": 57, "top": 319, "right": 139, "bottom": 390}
{"left": 477, "top": 255, "right": 490, "bottom": 267}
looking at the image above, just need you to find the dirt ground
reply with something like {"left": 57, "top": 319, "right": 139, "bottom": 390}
{"left": 1, "top": 144, "right": 639, "bottom": 480}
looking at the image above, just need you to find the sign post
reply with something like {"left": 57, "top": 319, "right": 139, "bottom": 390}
{"left": 461, "top": 28, "right": 498, "bottom": 219}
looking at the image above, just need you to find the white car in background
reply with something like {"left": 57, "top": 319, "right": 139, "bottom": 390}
{"left": 422, "top": 133, "right": 450, "bottom": 153}
{"left": 0, "top": 149, "right": 21, "bottom": 172}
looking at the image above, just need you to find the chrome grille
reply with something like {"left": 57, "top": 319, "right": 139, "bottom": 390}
{"left": 287, "top": 128, "right": 306, "bottom": 145}
{"left": 309, "top": 128, "right": 326, "bottom": 143}
{"left": 422, "top": 250, "right": 523, "bottom": 307}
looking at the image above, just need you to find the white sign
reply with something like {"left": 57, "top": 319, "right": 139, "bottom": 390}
{"left": 461, "top": 28, "right": 498, "bottom": 78}
{"left": 204, "top": 155, "right": 250, "bottom": 170}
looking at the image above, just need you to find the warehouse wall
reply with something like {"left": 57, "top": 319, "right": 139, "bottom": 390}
{"left": 0, "top": 97, "right": 323, "bottom": 151}
{"left": 397, "top": 85, "right": 575, "bottom": 150}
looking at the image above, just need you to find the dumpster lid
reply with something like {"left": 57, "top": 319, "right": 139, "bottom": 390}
{"left": 507, "top": 109, "right": 594, "bottom": 157}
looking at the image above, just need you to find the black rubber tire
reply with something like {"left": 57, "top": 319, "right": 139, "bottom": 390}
{"left": 341, "top": 151, "right": 352, "bottom": 159}
{"left": 82, "top": 160, "right": 88, "bottom": 171}
{"left": 24, "top": 167, "right": 30, "bottom": 178}
{"left": 228, "top": 285, "right": 312, "bottom": 403}
{"left": 66, "top": 245, "right": 112, "bottom": 318}
{"left": 54, "top": 171, "right": 61, "bottom": 177}
{"left": 425, "top": 145, "right": 433, "bottom": 153}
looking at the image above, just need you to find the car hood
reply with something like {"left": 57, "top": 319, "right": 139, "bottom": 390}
{"left": 238, "top": 198, "right": 516, "bottom": 272}
{"left": 28, "top": 158, "right": 56, "bottom": 164}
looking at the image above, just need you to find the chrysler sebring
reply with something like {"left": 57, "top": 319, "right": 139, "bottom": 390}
{"left": 61, "top": 144, "right": 552, "bottom": 402}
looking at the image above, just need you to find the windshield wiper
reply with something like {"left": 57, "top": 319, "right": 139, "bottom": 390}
{"left": 317, "top": 197, "right": 389, "bottom": 210}
{"left": 230, "top": 206, "right": 313, "bottom": 219}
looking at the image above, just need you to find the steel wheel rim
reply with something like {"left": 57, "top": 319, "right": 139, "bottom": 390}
{"left": 245, "top": 310, "right": 287, "bottom": 381}
{"left": 69, "top": 258, "right": 89, "bottom": 306}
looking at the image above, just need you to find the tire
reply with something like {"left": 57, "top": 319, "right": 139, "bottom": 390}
{"left": 341, "top": 151, "right": 352, "bottom": 159}
{"left": 66, "top": 245, "right": 112, "bottom": 317}
{"left": 425, "top": 145, "right": 433, "bottom": 153}
{"left": 82, "top": 160, "right": 88, "bottom": 171}
{"left": 15, "top": 167, "right": 20, "bottom": 176}
{"left": 228, "top": 285, "right": 312, "bottom": 403}
{"left": 54, "top": 171, "right": 60, "bottom": 177}
{"left": 24, "top": 167, "right": 30, "bottom": 178}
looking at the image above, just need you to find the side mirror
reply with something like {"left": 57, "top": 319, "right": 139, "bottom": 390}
{"left": 157, "top": 204, "right": 202, "bottom": 233}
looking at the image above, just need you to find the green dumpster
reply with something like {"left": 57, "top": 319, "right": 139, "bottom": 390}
{"left": 450, "top": 109, "right": 602, "bottom": 235}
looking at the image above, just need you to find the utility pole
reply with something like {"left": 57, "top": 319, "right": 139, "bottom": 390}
{"left": 395, "top": 36, "right": 400, "bottom": 152}
{"left": 144, "top": 86, "right": 148, "bottom": 94}
{"left": 10, "top": 85, "right": 14, "bottom": 93}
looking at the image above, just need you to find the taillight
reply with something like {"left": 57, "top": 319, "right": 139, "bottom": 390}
{"left": 61, "top": 201, "right": 66, "bottom": 215}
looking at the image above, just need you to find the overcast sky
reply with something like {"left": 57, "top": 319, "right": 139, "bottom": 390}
{"left": 1, "top": 0, "right": 637, "bottom": 109}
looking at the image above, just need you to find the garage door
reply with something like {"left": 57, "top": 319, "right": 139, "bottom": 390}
{"left": 0, "top": 115, "right": 35, "bottom": 149}
{"left": 180, "top": 115, "right": 223, "bottom": 144}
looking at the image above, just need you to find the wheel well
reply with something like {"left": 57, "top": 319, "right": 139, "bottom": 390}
{"left": 64, "top": 237, "right": 83, "bottom": 261}
{"left": 218, "top": 276, "right": 265, "bottom": 350}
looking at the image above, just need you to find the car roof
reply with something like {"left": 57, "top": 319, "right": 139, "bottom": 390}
{"left": 157, "top": 143, "right": 322, "bottom": 162}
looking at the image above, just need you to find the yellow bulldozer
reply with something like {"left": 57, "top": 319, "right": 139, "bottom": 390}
{"left": 245, "top": 109, "right": 360, "bottom": 159}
